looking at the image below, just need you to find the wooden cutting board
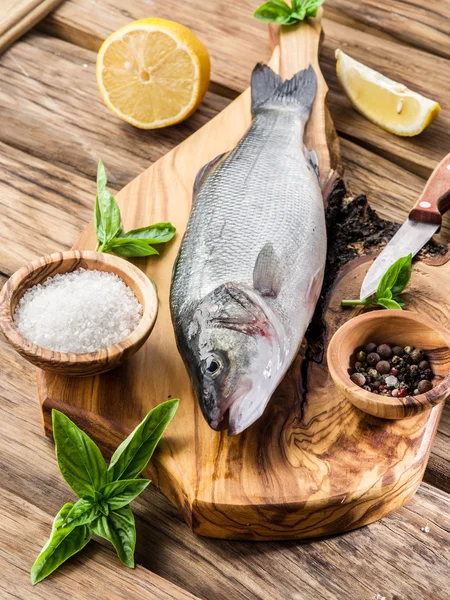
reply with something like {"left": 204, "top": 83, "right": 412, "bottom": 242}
{"left": 37, "top": 13, "right": 447, "bottom": 540}
{"left": 0, "top": 0, "right": 64, "bottom": 54}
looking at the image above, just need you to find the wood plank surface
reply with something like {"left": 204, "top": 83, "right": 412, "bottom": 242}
{"left": 0, "top": 32, "right": 228, "bottom": 188}
{"left": 1, "top": 325, "right": 450, "bottom": 598}
{"left": 1, "top": 0, "right": 450, "bottom": 596}
{"left": 0, "top": 0, "right": 64, "bottom": 54}
{"left": 1, "top": 493, "right": 200, "bottom": 600}
{"left": 321, "top": 19, "right": 450, "bottom": 179}
{"left": 326, "top": 0, "right": 450, "bottom": 60}
{"left": 35, "top": 16, "right": 450, "bottom": 543}
{"left": 41, "top": 0, "right": 450, "bottom": 181}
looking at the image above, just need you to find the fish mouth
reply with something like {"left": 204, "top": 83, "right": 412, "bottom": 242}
{"left": 208, "top": 379, "right": 252, "bottom": 432}
{"left": 210, "top": 409, "right": 230, "bottom": 431}
{"left": 227, "top": 378, "right": 277, "bottom": 436}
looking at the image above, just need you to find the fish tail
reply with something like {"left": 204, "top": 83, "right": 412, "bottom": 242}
{"left": 251, "top": 63, "right": 317, "bottom": 118}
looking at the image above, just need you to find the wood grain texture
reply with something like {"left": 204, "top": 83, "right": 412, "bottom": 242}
{"left": 0, "top": 0, "right": 64, "bottom": 54}
{"left": 320, "top": 18, "right": 450, "bottom": 180}
{"left": 42, "top": 0, "right": 450, "bottom": 181}
{"left": 325, "top": 0, "right": 450, "bottom": 60}
{"left": 0, "top": 251, "right": 158, "bottom": 375}
{"left": 1, "top": 313, "right": 450, "bottom": 598}
{"left": 1, "top": 494, "right": 200, "bottom": 600}
{"left": 0, "top": 32, "right": 228, "bottom": 189}
{"left": 1, "top": 0, "right": 450, "bottom": 594}
{"left": 36, "top": 20, "right": 450, "bottom": 540}
{"left": 328, "top": 310, "right": 450, "bottom": 419}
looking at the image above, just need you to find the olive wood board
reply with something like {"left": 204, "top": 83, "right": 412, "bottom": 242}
{"left": 37, "top": 15, "right": 447, "bottom": 540}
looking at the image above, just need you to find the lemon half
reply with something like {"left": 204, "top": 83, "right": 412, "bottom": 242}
{"left": 97, "top": 19, "right": 210, "bottom": 129}
{"left": 336, "top": 49, "right": 440, "bottom": 136}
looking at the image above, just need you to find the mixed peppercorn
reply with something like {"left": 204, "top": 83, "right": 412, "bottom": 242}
{"left": 349, "top": 342, "right": 434, "bottom": 397}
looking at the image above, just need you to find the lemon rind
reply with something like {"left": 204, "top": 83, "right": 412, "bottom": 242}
{"left": 96, "top": 22, "right": 206, "bottom": 129}
{"left": 335, "top": 49, "right": 440, "bottom": 136}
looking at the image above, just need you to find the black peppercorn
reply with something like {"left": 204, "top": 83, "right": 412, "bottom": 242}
{"left": 351, "top": 373, "right": 366, "bottom": 387}
{"left": 377, "top": 344, "right": 393, "bottom": 360}
{"left": 392, "top": 346, "right": 404, "bottom": 357}
{"left": 418, "top": 379, "right": 433, "bottom": 394}
{"left": 411, "top": 348, "right": 424, "bottom": 364}
{"left": 365, "top": 342, "right": 377, "bottom": 354}
{"left": 367, "top": 352, "right": 380, "bottom": 366}
{"left": 376, "top": 360, "right": 391, "bottom": 375}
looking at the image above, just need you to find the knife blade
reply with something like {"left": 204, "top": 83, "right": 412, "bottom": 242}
{"left": 360, "top": 153, "right": 450, "bottom": 300}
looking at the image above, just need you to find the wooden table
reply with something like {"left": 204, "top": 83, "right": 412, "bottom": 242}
{"left": 1, "top": 1, "right": 449, "bottom": 598}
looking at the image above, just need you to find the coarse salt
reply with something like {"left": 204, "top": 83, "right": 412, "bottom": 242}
{"left": 14, "top": 269, "right": 142, "bottom": 353}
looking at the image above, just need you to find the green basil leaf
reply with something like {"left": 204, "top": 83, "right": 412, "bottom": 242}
{"left": 31, "top": 504, "right": 92, "bottom": 584}
{"left": 376, "top": 298, "right": 403, "bottom": 310}
{"left": 97, "top": 159, "right": 107, "bottom": 195}
{"left": 107, "top": 399, "right": 179, "bottom": 482}
{"left": 100, "top": 479, "right": 150, "bottom": 511}
{"left": 376, "top": 254, "right": 411, "bottom": 301}
{"left": 291, "top": 9, "right": 306, "bottom": 19}
{"left": 119, "top": 222, "right": 176, "bottom": 244}
{"left": 63, "top": 498, "right": 100, "bottom": 529}
{"left": 96, "top": 160, "right": 122, "bottom": 245}
{"left": 391, "top": 253, "right": 412, "bottom": 296}
{"left": 105, "top": 238, "right": 160, "bottom": 258}
{"left": 52, "top": 410, "right": 107, "bottom": 499}
{"left": 254, "top": 0, "right": 323, "bottom": 23}
{"left": 99, "top": 501, "right": 110, "bottom": 516}
{"left": 393, "top": 297, "right": 406, "bottom": 307}
{"left": 98, "top": 191, "right": 123, "bottom": 244}
{"left": 299, "top": 0, "right": 324, "bottom": 17}
{"left": 92, "top": 506, "right": 136, "bottom": 568}
{"left": 254, "top": 1, "right": 291, "bottom": 22}
{"left": 94, "top": 195, "right": 105, "bottom": 244}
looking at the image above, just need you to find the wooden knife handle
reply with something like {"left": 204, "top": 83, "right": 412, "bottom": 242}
{"left": 409, "top": 153, "right": 450, "bottom": 225}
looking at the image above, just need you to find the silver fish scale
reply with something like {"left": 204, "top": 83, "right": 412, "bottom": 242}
{"left": 171, "top": 109, "right": 326, "bottom": 350}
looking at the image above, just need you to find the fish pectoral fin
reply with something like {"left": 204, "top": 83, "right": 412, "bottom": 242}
{"left": 253, "top": 243, "right": 280, "bottom": 297}
{"left": 304, "top": 146, "right": 320, "bottom": 181}
{"left": 193, "top": 153, "right": 227, "bottom": 199}
{"left": 306, "top": 266, "right": 324, "bottom": 311}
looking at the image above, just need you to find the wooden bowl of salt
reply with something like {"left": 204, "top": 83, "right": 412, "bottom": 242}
{"left": 327, "top": 310, "right": 450, "bottom": 419}
{"left": 0, "top": 250, "right": 158, "bottom": 376}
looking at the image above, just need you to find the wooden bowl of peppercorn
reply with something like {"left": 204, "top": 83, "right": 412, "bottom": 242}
{"left": 327, "top": 310, "right": 450, "bottom": 419}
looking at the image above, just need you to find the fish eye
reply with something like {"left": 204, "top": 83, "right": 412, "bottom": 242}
{"left": 204, "top": 354, "right": 223, "bottom": 377}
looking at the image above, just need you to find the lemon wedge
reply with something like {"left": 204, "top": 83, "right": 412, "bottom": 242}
{"left": 96, "top": 19, "right": 210, "bottom": 129}
{"left": 335, "top": 49, "right": 440, "bottom": 136}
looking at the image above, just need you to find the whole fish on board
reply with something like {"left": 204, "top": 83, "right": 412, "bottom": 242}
{"left": 170, "top": 63, "right": 326, "bottom": 435}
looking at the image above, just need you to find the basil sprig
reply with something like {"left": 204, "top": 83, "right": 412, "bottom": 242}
{"left": 94, "top": 160, "right": 176, "bottom": 257}
{"left": 31, "top": 399, "right": 178, "bottom": 584}
{"left": 254, "top": 0, "right": 324, "bottom": 25}
{"left": 342, "top": 254, "right": 412, "bottom": 310}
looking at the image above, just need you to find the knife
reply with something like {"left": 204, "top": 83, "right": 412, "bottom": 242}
{"left": 360, "top": 153, "right": 450, "bottom": 300}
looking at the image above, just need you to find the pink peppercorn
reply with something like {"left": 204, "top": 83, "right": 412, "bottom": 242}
{"left": 390, "top": 368, "right": 398, "bottom": 376}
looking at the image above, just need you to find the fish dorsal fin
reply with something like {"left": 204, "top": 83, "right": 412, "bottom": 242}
{"left": 193, "top": 153, "right": 226, "bottom": 199}
{"left": 253, "top": 243, "right": 280, "bottom": 297}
